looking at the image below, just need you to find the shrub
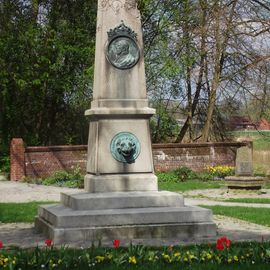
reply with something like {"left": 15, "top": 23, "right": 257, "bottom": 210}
{"left": 157, "top": 167, "right": 198, "bottom": 183}
{"left": 0, "top": 156, "right": 10, "bottom": 177}
{"left": 173, "top": 166, "right": 197, "bottom": 182}
{"left": 42, "top": 166, "right": 84, "bottom": 188}
{"left": 156, "top": 172, "right": 179, "bottom": 183}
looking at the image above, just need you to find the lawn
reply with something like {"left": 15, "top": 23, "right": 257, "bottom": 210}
{"left": 0, "top": 201, "right": 57, "bottom": 223}
{"left": 264, "top": 182, "right": 270, "bottom": 189}
{"left": 202, "top": 205, "right": 270, "bottom": 227}
{"left": 224, "top": 198, "right": 270, "bottom": 204}
{"left": 158, "top": 180, "right": 224, "bottom": 192}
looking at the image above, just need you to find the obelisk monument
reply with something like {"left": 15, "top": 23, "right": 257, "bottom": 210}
{"left": 35, "top": 0, "right": 216, "bottom": 244}
{"left": 84, "top": 0, "right": 158, "bottom": 192}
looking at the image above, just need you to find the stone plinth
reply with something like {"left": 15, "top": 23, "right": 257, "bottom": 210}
{"left": 225, "top": 176, "right": 265, "bottom": 190}
{"left": 35, "top": 191, "right": 216, "bottom": 244}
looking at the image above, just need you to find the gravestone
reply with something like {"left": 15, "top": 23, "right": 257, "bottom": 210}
{"left": 35, "top": 0, "right": 216, "bottom": 244}
{"left": 226, "top": 142, "right": 265, "bottom": 190}
{"left": 235, "top": 146, "right": 253, "bottom": 176}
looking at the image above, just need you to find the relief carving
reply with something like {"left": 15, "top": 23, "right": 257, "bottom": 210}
{"left": 98, "top": 0, "right": 109, "bottom": 10}
{"left": 110, "top": 132, "right": 141, "bottom": 164}
{"left": 98, "top": 0, "right": 137, "bottom": 13}
{"left": 124, "top": 0, "right": 137, "bottom": 10}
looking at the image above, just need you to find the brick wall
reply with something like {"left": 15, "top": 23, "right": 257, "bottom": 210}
{"left": 10, "top": 139, "right": 248, "bottom": 181}
{"left": 10, "top": 138, "right": 25, "bottom": 181}
{"left": 152, "top": 142, "right": 247, "bottom": 172}
{"left": 25, "top": 145, "right": 87, "bottom": 178}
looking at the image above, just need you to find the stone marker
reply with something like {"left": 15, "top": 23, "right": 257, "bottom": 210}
{"left": 235, "top": 146, "right": 253, "bottom": 176}
{"left": 35, "top": 0, "right": 216, "bottom": 244}
{"left": 226, "top": 142, "right": 265, "bottom": 190}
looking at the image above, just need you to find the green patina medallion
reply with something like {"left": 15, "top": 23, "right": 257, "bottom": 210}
{"left": 106, "top": 22, "right": 140, "bottom": 70}
{"left": 110, "top": 132, "right": 141, "bottom": 163}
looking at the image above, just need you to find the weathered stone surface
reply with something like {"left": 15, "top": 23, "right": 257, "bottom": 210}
{"left": 61, "top": 191, "right": 184, "bottom": 210}
{"left": 85, "top": 119, "right": 155, "bottom": 177}
{"left": 235, "top": 145, "right": 253, "bottom": 176}
{"left": 226, "top": 143, "right": 266, "bottom": 190}
{"left": 35, "top": 217, "right": 216, "bottom": 245}
{"left": 84, "top": 173, "right": 158, "bottom": 192}
{"left": 225, "top": 176, "right": 265, "bottom": 190}
{"left": 38, "top": 204, "right": 213, "bottom": 228}
{"left": 36, "top": 202, "right": 216, "bottom": 245}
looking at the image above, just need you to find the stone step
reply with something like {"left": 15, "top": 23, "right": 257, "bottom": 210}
{"left": 38, "top": 205, "right": 213, "bottom": 228}
{"left": 61, "top": 191, "right": 184, "bottom": 210}
{"left": 35, "top": 217, "right": 217, "bottom": 245}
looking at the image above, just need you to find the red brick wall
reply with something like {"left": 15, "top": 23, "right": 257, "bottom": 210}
{"left": 152, "top": 142, "right": 247, "bottom": 172}
{"left": 10, "top": 138, "right": 25, "bottom": 181}
{"left": 10, "top": 139, "right": 248, "bottom": 181}
{"left": 25, "top": 146, "right": 87, "bottom": 178}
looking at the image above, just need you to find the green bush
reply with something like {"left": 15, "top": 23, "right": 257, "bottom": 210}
{"left": 156, "top": 171, "right": 179, "bottom": 183}
{"left": 157, "top": 167, "right": 200, "bottom": 183}
{"left": 157, "top": 167, "right": 225, "bottom": 184}
{"left": 0, "top": 156, "right": 10, "bottom": 176}
{"left": 42, "top": 166, "right": 84, "bottom": 188}
{"left": 173, "top": 166, "right": 197, "bottom": 182}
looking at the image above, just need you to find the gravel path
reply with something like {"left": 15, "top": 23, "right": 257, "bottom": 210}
{"left": 1, "top": 181, "right": 270, "bottom": 247}
{"left": 0, "top": 181, "right": 82, "bottom": 202}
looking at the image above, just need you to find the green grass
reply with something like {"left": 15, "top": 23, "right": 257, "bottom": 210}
{"left": 202, "top": 205, "right": 270, "bottom": 226}
{"left": 254, "top": 137, "right": 270, "bottom": 151}
{"left": 0, "top": 201, "right": 57, "bottom": 223}
{"left": 159, "top": 180, "right": 224, "bottom": 192}
{"left": 224, "top": 198, "right": 270, "bottom": 204}
{"left": 264, "top": 182, "right": 270, "bottom": 189}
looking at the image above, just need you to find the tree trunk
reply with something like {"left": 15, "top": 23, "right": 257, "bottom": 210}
{"left": 175, "top": 0, "right": 207, "bottom": 142}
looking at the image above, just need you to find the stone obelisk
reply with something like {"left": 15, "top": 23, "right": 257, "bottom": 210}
{"left": 35, "top": 0, "right": 216, "bottom": 244}
{"left": 84, "top": 0, "right": 157, "bottom": 192}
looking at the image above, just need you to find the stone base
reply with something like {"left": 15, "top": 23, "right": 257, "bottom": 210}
{"left": 225, "top": 176, "right": 265, "bottom": 190}
{"left": 35, "top": 191, "right": 216, "bottom": 245}
{"left": 84, "top": 173, "right": 158, "bottom": 192}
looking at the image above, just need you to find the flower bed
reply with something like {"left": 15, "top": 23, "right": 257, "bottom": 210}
{"left": 0, "top": 238, "right": 270, "bottom": 269}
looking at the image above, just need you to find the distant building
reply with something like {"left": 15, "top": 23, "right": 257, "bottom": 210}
{"left": 257, "top": 118, "right": 270, "bottom": 131}
{"left": 228, "top": 116, "right": 270, "bottom": 131}
{"left": 228, "top": 116, "right": 256, "bottom": 130}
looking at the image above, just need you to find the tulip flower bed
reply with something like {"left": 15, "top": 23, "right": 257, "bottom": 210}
{"left": 1, "top": 238, "right": 270, "bottom": 270}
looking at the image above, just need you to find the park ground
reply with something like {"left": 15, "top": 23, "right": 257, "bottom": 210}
{"left": 1, "top": 180, "right": 270, "bottom": 248}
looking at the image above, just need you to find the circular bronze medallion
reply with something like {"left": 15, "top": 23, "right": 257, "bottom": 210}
{"left": 110, "top": 132, "right": 141, "bottom": 163}
{"left": 106, "top": 36, "right": 140, "bottom": 70}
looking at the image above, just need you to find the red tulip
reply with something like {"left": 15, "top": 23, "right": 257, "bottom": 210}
{"left": 113, "top": 239, "right": 120, "bottom": 248}
{"left": 216, "top": 237, "right": 231, "bottom": 250}
{"left": 0, "top": 241, "right": 3, "bottom": 248}
{"left": 45, "top": 239, "right": 53, "bottom": 247}
{"left": 216, "top": 241, "right": 225, "bottom": 250}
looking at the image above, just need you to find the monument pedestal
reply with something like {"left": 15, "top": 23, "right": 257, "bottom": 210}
{"left": 35, "top": 0, "right": 216, "bottom": 244}
{"left": 35, "top": 191, "right": 216, "bottom": 244}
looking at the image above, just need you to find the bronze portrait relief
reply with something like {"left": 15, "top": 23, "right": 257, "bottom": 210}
{"left": 106, "top": 22, "right": 140, "bottom": 70}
